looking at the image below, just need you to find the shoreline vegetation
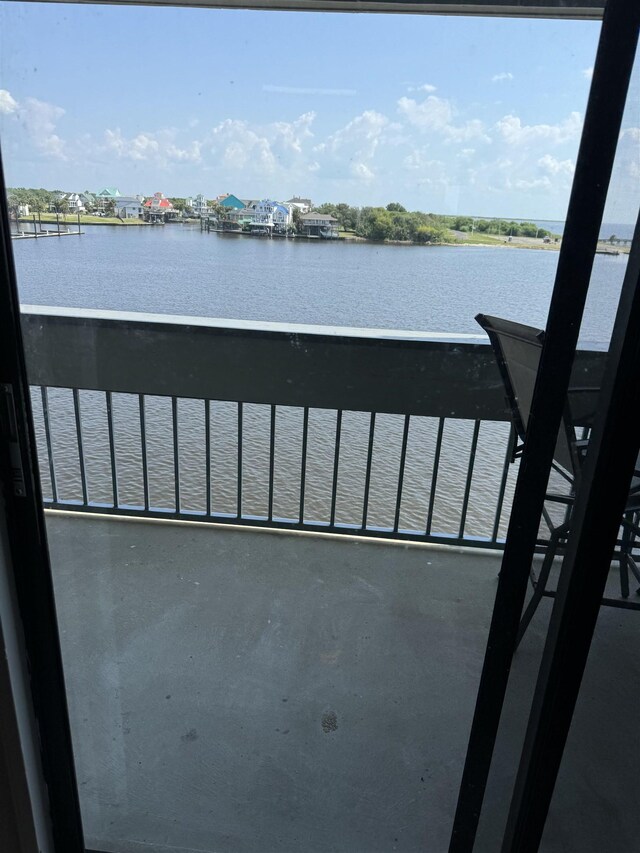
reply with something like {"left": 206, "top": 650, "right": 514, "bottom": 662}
{"left": 16, "top": 213, "right": 629, "bottom": 253}
{"left": 9, "top": 190, "right": 629, "bottom": 253}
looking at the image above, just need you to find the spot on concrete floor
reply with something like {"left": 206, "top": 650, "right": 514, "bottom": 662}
{"left": 321, "top": 711, "right": 338, "bottom": 733}
{"left": 181, "top": 728, "right": 198, "bottom": 743}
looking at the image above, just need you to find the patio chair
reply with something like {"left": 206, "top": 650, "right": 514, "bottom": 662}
{"left": 476, "top": 313, "right": 640, "bottom": 645}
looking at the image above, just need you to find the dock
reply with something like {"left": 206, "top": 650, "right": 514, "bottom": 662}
{"left": 10, "top": 212, "right": 84, "bottom": 240}
{"left": 12, "top": 229, "right": 84, "bottom": 240}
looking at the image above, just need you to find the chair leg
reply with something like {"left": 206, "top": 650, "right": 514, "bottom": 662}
{"left": 516, "top": 527, "right": 564, "bottom": 649}
{"left": 619, "top": 516, "right": 631, "bottom": 599}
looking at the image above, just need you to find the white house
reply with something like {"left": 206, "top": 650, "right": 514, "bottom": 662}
{"left": 188, "top": 194, "right": 209, "bottom": 217}
{"left": 65, "top": 193, "right": 85, "bottom": 212}
{"left": 114, "top": 197, "right": 144, "bottom": 219}
{"left": 273, "top": 203, "right": 292, "bottom": 228}
{"left": 254, "top": 199, "right": 277, "bottom": 227}
{"left": 286, "top": 196, "right": 312, "bottom": 214}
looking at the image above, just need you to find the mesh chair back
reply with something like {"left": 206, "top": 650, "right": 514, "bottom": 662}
{"left": 476, "top": 313, "right": 577, "bottom": 476}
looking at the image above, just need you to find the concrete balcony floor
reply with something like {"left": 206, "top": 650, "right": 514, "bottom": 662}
{"left": 45, "top": 514, "right": 639, "bottom": 853}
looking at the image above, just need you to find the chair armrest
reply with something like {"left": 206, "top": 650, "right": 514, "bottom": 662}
{"left": 544, "top": 493, "right": 574, "bottom": 505}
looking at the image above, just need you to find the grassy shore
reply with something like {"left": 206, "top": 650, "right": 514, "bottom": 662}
{"left": 19, "top": 213, "right": 148, "bottom": 226}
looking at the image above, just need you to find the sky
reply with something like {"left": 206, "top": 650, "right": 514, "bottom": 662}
{"left": 0, "top": 2, "right": 636, "bottom": 220}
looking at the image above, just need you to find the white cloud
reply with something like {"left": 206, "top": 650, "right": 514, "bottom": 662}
{"left": 19, "top": 97, "right": 67, "bottom": 160}
{"left": 492, "top": 72, "right": 514, "bottom": 83}
{"left": 583, "top": 67, "right": 594, "bottom": 80}
{"left": 495, "top": 111, "right": 582, "bottom": 146}
{"left": 514, "top": 176, "right": 553, "bottom": 190}
{"left": 206, "top": 113, "right": 319, "bottom": 179}
{"left": 105, "top": 129, "right": 160, "bottom": 161}
{"left": 538, "top": 154, "right": 575, "bottom": 176}
{"left": 317, "top": 110, "right": 389, "bottom": 158}
{"left": 350, "top": 161, "right": 375, "bottom": 181}
{"left": 103, "top": 128, "right": 202, "bottom": 166}
{"left": 398, "top": 94, "right": 490, "bottom": 143}
{"left": 403, "top": 149, "right": 443, "bottom": 172}
{"left": 272, "top": 111, "right": 316, "bottom": 156}
{"left": 208, "top": 119, "right": 276, "bottom": 173}
{"left": 0, "top": 89, "right": 18, "bottom": 115}
{"left": 620, "top": 126, "right": 640, "bottom": 142}
{"left": 406, "top": 83, "right": 437, "bottom": 93}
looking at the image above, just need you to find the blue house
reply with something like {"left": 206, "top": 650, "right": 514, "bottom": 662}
{"left": 218, "top": 194, "right": 245, "bottom": 210}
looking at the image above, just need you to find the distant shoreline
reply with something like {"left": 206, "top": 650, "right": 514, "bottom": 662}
{"left": 16, "top": 217, "right": 629, "bottom": 253}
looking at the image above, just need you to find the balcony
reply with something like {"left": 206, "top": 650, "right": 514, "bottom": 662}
{"left": 20, "top": 307, "right": 635, "bottom": 853}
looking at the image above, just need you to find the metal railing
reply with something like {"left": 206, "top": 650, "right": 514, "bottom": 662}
{"left": 22, "top": 307, "right": 605, "bottom": 549}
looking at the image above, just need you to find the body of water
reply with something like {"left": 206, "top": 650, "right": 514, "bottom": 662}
{"left": 13, "top": 223, "right": 626, "bottom": 343}
{"left": 12, "top": 225, "right": 627, "bottom": 540}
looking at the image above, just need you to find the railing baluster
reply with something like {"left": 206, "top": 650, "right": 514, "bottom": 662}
{"left": 362, "top": 413, "right": 376, "bottom": 529}
{"left": 458, "top": 419, "right": 481, "bottom": 539}
{"left": 426, "top": 418, "right": 445, "bottom": 535}
{"left": 172, "top": 396, "right": 180, "bottom": 513}
{"left": 237, "top": 402, "right": 243, "bottom": 518}
{"left": 330, "top": 410, "right": 342, "bottom": 528}
{"left": 205, "top": 399, "right": 211, "bottom": 516}
{"left": 139, "top": 394, "right": 150, "bottom": 511}
{"left": 393, "top": 415, "right": 410, "bottom": 533}
{"left": 72, "top": 389, "right": 88, "bottom": 505}
{"left": 491, "top": 424, "right": 516, "bottom": 542}
{"left": 105, "top": 391, "right": 119, "bottom": 508}
{"left": 299, "top": 407, "right": 309, "bottom": 523}
{"left": 40, "top": 386, "right": 58, "bottom": 503}
{"left": 268, "top": 405, "right": 276, "bottom": 521}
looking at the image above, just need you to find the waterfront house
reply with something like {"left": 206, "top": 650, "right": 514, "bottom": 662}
{"left": 286, "top": 196, "right": 312, "bottom": 213}
{"left": 114, "top": 197, "right": 144, "bottom": 219}
{"left": 254, "top": 199, "right": 277, "bottom": 227}
{"left": 186, "top": 194, "right": 209, "bottom": 217}
{"left": 48, "top": 191, "right": 85, "bottom": 213}
{"left": 81, "top": 191, "right": 97, "bottom": 211}
{"left": 65, "top": 193, "right": 86, "bottom": 213}
{"left": 95, "top": 187, "right": 122, "bottom": 212}
{"left": 300, "top": 211, "right": 339, "bottom": 238}
{"left": 227, "top": 206, "right": 256, "bottom": 228}
{"left": 273, "top": 203, "right": 293, "bottom": 229}
{"left": 143, "top": 192, "right": 175, "bottom": 222}
{"left": 218, "top": 193, "right": 245, "bottom": 210}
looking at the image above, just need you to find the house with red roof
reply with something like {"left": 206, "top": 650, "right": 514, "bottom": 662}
{"left": 143, "top": 192, "right": 175, "bottom": 222}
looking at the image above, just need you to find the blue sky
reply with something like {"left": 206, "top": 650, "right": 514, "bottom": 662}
{"left": 0, "top": 3, "right": 625, "bottom": 219}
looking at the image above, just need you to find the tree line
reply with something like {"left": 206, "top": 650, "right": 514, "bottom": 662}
{"left": 6, "top": 188, "right": 555, "bottom": 242}
{"left": 315, "top": 202, "right": 453, "bottom": 243}
{"left": 314, "top": 202, "right": 554, "bottom": 243}
{"left": 6, "top": 187, "right": 68, "bottom": 213}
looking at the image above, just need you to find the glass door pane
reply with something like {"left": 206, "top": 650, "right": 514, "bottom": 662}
{"left": 0, "top": 3, "right": 600, "bottom": 850}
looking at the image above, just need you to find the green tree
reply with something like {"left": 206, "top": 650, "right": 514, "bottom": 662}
{"left": 54, "top": 196, "right": 69, "bottom": 215}
{"left": 292, "top": 207, "right": 303, "bottom": 233}
{"left": 386, "top": 202, "right": 406, "bottom": 213}
{"left": 414, "top": 224, "right": 448, "bottom": 244}
{"left": 210, "top": 202, "right": 227, "bottom": 224}
{"left": 104, "top": 199, "right": 116, "bottom": 217}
